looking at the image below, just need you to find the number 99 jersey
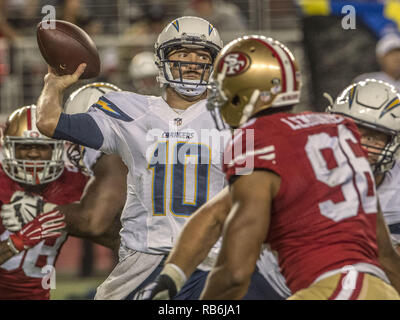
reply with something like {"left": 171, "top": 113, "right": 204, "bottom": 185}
{"left": 224, "top": 111, "right": 385, "bottom": 294}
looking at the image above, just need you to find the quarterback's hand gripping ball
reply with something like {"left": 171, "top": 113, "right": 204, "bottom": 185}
{"left": 37, "top": 20, "right": 100, "bottom": 79}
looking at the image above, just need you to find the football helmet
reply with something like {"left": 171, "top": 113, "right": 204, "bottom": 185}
{"left": 2, "top": 105, "right": 64, "bottom": 185}
{"left": 129, "top": 51, "right": 160, "bottom": 96}
{"left": 207, "top": 35, "right": 301, "bottom": 129}
{"left": 326, "top": 79, "right": 400, "bottom": 173}
{"left": 64, "top": 82, "right": 122, "bottom": 114}
{"left": 64, "top": 82, "right": 122, "bottom": 169}
{"left": 155, "top": 16, "right": 223, "bottom": 96}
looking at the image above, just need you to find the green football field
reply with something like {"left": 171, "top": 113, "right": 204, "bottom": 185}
{"left": 50, "top": 275, "right": 106, "bottom": 300}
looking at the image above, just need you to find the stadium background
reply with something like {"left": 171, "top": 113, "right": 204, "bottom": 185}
{"left": 0, "top": 0, "right": 399, "bottom": 299}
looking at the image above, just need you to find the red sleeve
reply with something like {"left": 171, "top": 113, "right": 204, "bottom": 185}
{"left": 223, "top": 118, "right": 282, "bottom": 183}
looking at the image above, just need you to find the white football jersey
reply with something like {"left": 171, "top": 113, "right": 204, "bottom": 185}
{"left": 87, "top": 92, "right": 228, "bottom": 254}
{"left": 378, "top": 160, "right": 400, "bottom": 226}
{"left": 82, "top": 147, "right": 103, "bottom": 176}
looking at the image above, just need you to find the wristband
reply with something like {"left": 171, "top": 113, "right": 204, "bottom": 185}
{"left": 161, "top": 263, "right": 187, "bottom": 292}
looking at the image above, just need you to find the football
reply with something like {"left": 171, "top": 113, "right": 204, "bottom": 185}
{"left": 36, "top": 20, "right": 100, "bottom": 79}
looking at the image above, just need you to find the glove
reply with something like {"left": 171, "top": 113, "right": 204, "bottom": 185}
{"left": 133, "top": 264, "right": 187, "bottom": 300}
{"left": 8, "top": 209, "right": 66, "bottom": 253}
{"left": 1, "top": 191, "right": 46, "bottom": 232}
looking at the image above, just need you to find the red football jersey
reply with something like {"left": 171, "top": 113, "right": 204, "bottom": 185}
{"left": 0, "top": 165, "right": 88, "bottom": 300}
{"left": 224, "top": 111, "right": 381, "bottom": 293}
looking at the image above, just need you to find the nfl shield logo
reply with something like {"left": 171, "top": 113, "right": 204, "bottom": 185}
{"left": 174, "top": 118, "right": 183, "bottom": 126}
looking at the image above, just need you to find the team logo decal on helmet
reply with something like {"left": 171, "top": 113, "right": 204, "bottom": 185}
{"left": 348, "top": 86, "right": 357, "bottom": 109}
{"left": 208, "top": 24, "right": 214, "bottom": 36}
{"left": 207, "top": 35, "right": 301, "bottom": 129}
{"left": 379, "top": 96, "right": 400, "bottom": 118}
{"left": 172, "top": 20, "right": 179, "bottom": 32}
{"left": 326, "top": 79, "right": 400, "bottom": 173}
{"left": 218, "top": 52, "right": 250, "bottom": 76}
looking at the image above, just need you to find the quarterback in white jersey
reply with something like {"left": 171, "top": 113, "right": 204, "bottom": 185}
{"left": 327, "top": 79, "right": 400, "bottom": 248}
{"left": 36, "top": 16, "right": 289, "bottom": 300}
{"left": 87, "top": 90, "right": 226, "bottom": 254}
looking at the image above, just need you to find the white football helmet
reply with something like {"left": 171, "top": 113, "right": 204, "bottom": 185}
{"left": 64, "top": 82, "right": 122, "bottom": 114}
{"left": 2, "top": 105, "right": 64, "bottom": 185}
{"left": 326, "top": 79, "right": 400, "bottom": 173}
{"left": 129, "top": 51, "right": 160, "bottom": 96}
{"left": 64, "top": 82, "right": 122, "bottom": 169}
{"left": 154, "top": 16, "right": 223, "bottom": 96}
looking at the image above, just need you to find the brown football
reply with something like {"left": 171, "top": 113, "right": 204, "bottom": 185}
{"left": 37, "top": 20, "right": 100, "bottom": 79}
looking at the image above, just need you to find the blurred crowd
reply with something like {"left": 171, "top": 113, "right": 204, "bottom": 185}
{"left": 0, "top": 0, "right": 399, "bottom": 123}
{"left": 0, "top": 0, "right": 252, "bottom": 41}
{"left": 0, "top": 0, "right": 269, "bottom": 111}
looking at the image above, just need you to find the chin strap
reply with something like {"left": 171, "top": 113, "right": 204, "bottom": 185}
{"left": 323, "top": 92, "right": 334, "bottom": 110}
{"left": 170, "top": 79, "right": 207, "bottom": 97}
{"left": 239, "top": 90, "right": 260, "bottom": 126}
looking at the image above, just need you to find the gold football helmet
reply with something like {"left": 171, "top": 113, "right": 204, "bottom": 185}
{"left": 207, "top": 35, "right": 301, "bottom": 128}
{"left": 2, "top": 105, "right": 64, "bottom": 185}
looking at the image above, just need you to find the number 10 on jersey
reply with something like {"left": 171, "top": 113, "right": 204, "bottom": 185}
{"left": 149, "top": 141, "right": 211, "bottom": 217}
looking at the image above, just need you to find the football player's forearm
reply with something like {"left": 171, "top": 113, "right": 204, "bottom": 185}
{"left": 86, "top": 215, "right": 121, "bottom": 251}
{"left": 62, "top": 203, "right": 100, "bottom": 237}
{"left": 61, "top": 202, "right": 121, "bottom": 250}
{"left": 200, "top": 265, "right": 250, "bottom": 300}
{"left": 202, "top": 172, "right": 275, "bottom": 300}
{"left": 166, "top": 208, "right": 223, "bottom": 277}
{"left": 63, "top": 155, "right": 126, "bottom": 246}
{"left": 0, "top": 240, "right": 16, "bottom": 265}
{"left": 166, "top": 187, "right": 231, "bottom": 277}
{"left": 36, "top": 84, "right": 63, "bottom": 137}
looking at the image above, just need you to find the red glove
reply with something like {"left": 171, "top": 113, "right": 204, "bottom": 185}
{"left": 9, "top": 209, "right": 65, "bottom": 252}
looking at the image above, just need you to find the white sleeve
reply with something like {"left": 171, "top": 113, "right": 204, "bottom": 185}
{"left": 82, "top": 147, "right": 103, "bottom": 176}
{"left": 86, "top": 106, "right": 122, "bottom": 154}
{"left": 85, "top": 92, "right": 136, "bottom": 154}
